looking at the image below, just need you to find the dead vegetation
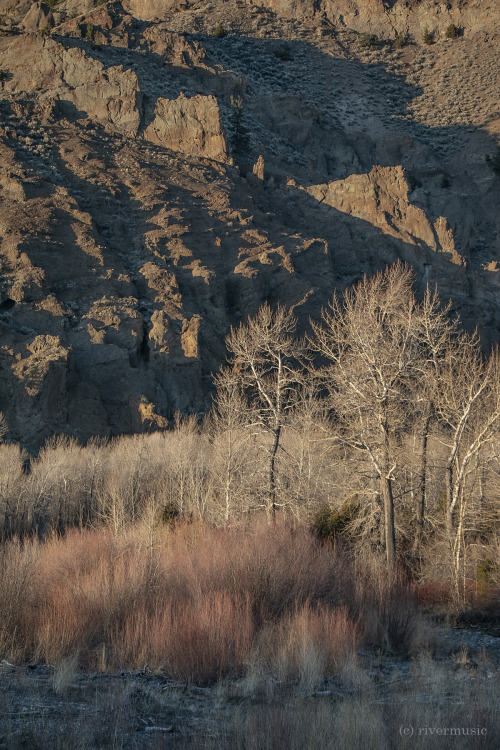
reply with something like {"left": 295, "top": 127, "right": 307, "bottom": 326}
{"left": 0, "top": 518, "right": 422, "bottom": 677}
{"left": 1, "top": 265, "right": 499, "bottom": 600}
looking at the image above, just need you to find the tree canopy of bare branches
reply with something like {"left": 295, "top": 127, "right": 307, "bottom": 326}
{"left": 221, "top": 303, "right": 306, "bottom": 516}
{"left": 310, "top": 262, "right": 423, "bottom": 573}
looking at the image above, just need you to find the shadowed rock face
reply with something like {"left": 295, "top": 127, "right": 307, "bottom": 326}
{"left": 0, "top": 0, "right": 498, "bottom": 445}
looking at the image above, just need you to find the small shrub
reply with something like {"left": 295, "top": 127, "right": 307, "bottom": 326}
{"left": 0, "top": 69, "right": 6, "bottom": 82}
{"left": 273, "top": 46, "right": 291, "bottom": 61}
{"left": 160, "top": 501, "right": 179, "bottom": 526}
{"left": 445, "top": 23, "right": 459, "bottom": 39}
{"left": 47, "top": 0, "right": 59, "bottom": 7}
{"left": 269, "top": 603, "right": 359, "bottom": 688}
{"left": 359, "top": 33, "right": 379, "bottom": 49}
{"left": 381, "top": 586, "right": 419, "bottom": 655}
{"left": 52, "top": 653, "right": 78, "bottom": 695}
{"left": 486, "top": 145, "right": 500, "bottom": 175}
{"left": 441, "top": 173, "right": 451, "bottom": 188}
{"left": 92, "top": 31, "right": 103, "bottom": 49}
{"left": 422, "top": 28, "right": 434, "bottom": 45}
{"left": 82, "top": 21, "right": 103, "bottom": 48}
{"left": 84, "top": 21, "right": 94, "bottom": 42}
{"left": 393, "top": 33, "right": 407, "bottom": 49}
{"left": 310, "top": 499, "right": 359, "bottom": 543}
{"left": 359, "top": 579, "right": 420, "bottom": 656}
{"left": 211, "top": 23, "right": 226, "bottom": 38}
{"left": 41, "top": 24, "right": 51, "bottom": 36}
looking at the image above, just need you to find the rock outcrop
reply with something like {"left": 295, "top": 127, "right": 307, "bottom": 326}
{"left": 21, "top": 1, "right": 54, "bottom": 32}
{"left": 144, "top": 94, "right": 228, "bottom": 163}
{"left": 304, "top": 166, "right": 465, "bottom": 265}
{"left": 247, "top": 0, "right": 500, "bottom": 40}
{"left": 1, "top": 334, "right": 70, "bottom": 442}
{"left": 2, "top": 35, "right": 142, "bottom": 135}
{"left": 122, "top": 0, "right": 187, "bottom": 21}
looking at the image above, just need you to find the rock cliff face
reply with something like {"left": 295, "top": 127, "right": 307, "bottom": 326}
{"left": 2, "top": 34, "right": 142, "bottom": 135}
{"left": 247, "top": 0, "right": 500, "bottom": 39}
{"left": 0, "top": 0, "right": 498, "bottom": 445}
{"left": 144, "top": 94, "right": 229, "bottom": 162}
{"left": 304, "top": 166, "right": 464, "bottom": 265}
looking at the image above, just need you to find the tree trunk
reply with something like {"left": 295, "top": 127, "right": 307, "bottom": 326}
{"left": 445, "top": 461, "right": 453, "bottom": 537}
{"left": 413, "top": 403, "right": 432, "bottom": 556}
{"left": 269, "top": 425, "right": 281, "bottom": 518}
{"left": 381, "top": 471, "right": 396, "bottom": 575}
{"left": 380, "top": 416, "right": 396, "bottom": 575}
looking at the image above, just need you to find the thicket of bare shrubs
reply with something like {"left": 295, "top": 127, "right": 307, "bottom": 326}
{"left": 0, "top": 518, "right": 421, "bottom": 684}
{"left": 2, "top": 412, "right": 497, "bottom": 608}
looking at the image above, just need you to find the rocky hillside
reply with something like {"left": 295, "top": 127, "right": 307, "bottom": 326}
{"left": 0, "top": 0, "right": 498, "bottom": 444}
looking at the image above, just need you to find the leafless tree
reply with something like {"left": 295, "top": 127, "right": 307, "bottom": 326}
{"left": 310, "top": 262, "right": 424, "bottom": 574}
{"left": 224, "top": 303, "right": 306, "bottom": 517}
{"left": 409, "top": 287, "right": 456, "bottom": 554}
{"left": 430, "top": 333, "right": 500, "bottom": 599}
{"left": 207, "top": 367, "right": 254, "bottom": 523}
{"left": 434, "top": 337, "right": 500, "bottom": 535}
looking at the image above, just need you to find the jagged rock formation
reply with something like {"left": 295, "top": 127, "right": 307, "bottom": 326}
{"left": 303, "top": 166, "right": 465, "bottom": 265}
{"left": 2, "top": 33, "right": 142, "bottom": 135}
{"left": 20, "top": 1, "right": 54, "bottom": 32}
{"left": 144, "top": 94, "right": 229, "bottom": 161}
{"left": 0, "top": 0, "right": 498, "bottom": 444}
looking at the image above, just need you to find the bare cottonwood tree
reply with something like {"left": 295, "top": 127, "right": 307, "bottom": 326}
{"left": 207, "top": 367, "right": 254, "bottom": 523}
{"left": 409, "top": 287, "right": 456, "bottom": 554}
{"left": 310, "top": 263, "right": 423, "bottom": 574}
{"left": 278, "top": 379, "right": 335, "bottom": 520}
{"left": 224, "top": 303, "right": 305, "bottom": 517}
{"left": 431, "top": 335, "right": 500, "bottom": 599}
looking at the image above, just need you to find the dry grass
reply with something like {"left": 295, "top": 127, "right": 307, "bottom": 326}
{"left": 2, "top": 655, "right": 500, "bottom": 750}
{"left": 184, "top": 665, "right": 500, "bottom": 750}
